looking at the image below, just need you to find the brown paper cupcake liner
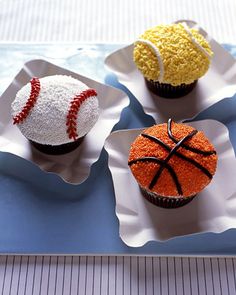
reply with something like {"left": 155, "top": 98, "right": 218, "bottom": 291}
{"left": 140, "top": 187, "right": 196, "bottom": 209}
{"left": 145, "top": 79, "right": 198, "bottom": 98}
{"left": 30, "top": 135, "right": 86, "bottom": 155}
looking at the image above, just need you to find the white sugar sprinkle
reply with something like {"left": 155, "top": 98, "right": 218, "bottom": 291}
{"left": 11, "top": 75, "right": 99, "bottom": 145}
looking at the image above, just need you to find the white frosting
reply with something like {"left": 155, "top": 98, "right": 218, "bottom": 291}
{"left": 136, "top": 38, "right": 164, "bottom": 82}
{"left": 182, "top": 22, "right": 211, "bottom": 59}
{"left": 11, "top": 75, "right": 99, "bottom": 145}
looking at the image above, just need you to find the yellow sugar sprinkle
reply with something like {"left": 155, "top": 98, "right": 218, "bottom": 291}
{"left": 133, "top": 23, "right": 213, "bottom": 86}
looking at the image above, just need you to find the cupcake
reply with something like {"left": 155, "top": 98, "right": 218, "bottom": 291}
{"left": 128, "top": 119, "right": 217, "bottom": 208}
{"left": 133, "top": 23, "right": 213, "bottom": 98}
{"left": 11, "top": 75, "right": 99, "bottom": 155}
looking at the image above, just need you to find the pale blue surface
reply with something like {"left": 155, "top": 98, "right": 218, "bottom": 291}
{"left": 0, "top": 44, "right": 236, "bottom": 255}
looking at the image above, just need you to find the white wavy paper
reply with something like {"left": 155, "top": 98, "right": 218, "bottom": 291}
{"left": 105, "top": 120, "right": 236, "bottom": 246}
{"left": 105, "top": 20, "right": 236, "bottom": 123}
{"left": 0, "top": 59, "right": 129, "bottom": 184}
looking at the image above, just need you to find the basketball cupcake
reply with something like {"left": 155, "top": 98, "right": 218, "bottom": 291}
{"left": 128, "top": 119, "right": 217, "bottom": 208}
{"left": 11, "top": 75, "right": 99, "bottom": 155}
{"left": 133, "top": 23, "right": 213, "bottom": 98}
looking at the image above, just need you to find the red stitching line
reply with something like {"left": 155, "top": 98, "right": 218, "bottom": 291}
{"left": 13, "top": 77, "right": 40, "bottom": 124}
{"left": 66, "top": 89, "right": 97, "bottom": 141}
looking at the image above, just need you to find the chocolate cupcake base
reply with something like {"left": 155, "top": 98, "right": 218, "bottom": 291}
{"left": 140, "top": 187, "right": 196, "bottom": 209}
{"left": 145, "top": 79, "right": 198, "bottom": 98}
{"left": 30, "top": 136, "right": 85, "bottom": 155}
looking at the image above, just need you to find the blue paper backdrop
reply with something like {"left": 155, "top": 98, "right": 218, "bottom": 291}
{"left": 0, "top": 44, "right": 236, "bottom": 255}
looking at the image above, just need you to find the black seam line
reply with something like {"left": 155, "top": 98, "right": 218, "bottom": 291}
{"left": 128, "top": 157, "right": 183, "bottom": 195}
{"left": 167, "top": 118, "right": 216, "bottom": 155}
{"left": 141, "top": 133, "right": 213, "bottom": 179}
{"left": 149, "top": 129, "right": 197, "bottom": 190}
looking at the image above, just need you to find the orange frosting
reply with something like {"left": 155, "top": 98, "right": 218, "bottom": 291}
{"left": 128, "top": 121, "right": 217, "bottom": 198}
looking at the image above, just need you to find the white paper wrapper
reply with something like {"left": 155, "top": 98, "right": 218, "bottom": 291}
{"left": 105, "top": 20, "right": 236, "bottom": 123}
{"left": 104, "top": 120, "right": 236, "bottom": 246}
{"left": 0, "top": 59, "right": 129, "bottom": 184}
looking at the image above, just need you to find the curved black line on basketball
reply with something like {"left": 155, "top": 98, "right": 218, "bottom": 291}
{"left": 129, "top": 119, "right": 216, "bottom": 196}
{"left": 141, "top": 133, "right": 213, "bottom": 179}
{"left": 128, "top": 157, "right": 182, "bottom": 195}
{"left": 167, "top": 118, "right": 216, "bottom": 155}
{"left": 149, "top": 129, "right": 197, "bottom": 189}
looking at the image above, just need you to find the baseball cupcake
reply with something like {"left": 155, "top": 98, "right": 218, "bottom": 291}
{"left": 11, "top": 75, "right": 99, "bottom": 155}
{"left": 128, "top": 119, "right": 217, "bottom": 208}
{"left": 133, "top": 23, "right": 213, "bottom": 98}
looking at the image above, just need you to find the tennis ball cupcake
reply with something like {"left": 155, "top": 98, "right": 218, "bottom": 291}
{"left": 128, "top": 119, "right": 217, "bottom": 208}
{"left": 133, "top": 23, "right": 213, "bottom": 98}
{"left": 11, "top": 75, "right": 99, "bottom": 155}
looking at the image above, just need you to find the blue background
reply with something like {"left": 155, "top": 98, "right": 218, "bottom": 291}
{"left": 0, "top": 44, "right": 236, "bottom": 255}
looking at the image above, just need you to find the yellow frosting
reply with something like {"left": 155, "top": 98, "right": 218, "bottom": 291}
{"left": 133, "top": 23, "right": 213, "bottom": 86}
